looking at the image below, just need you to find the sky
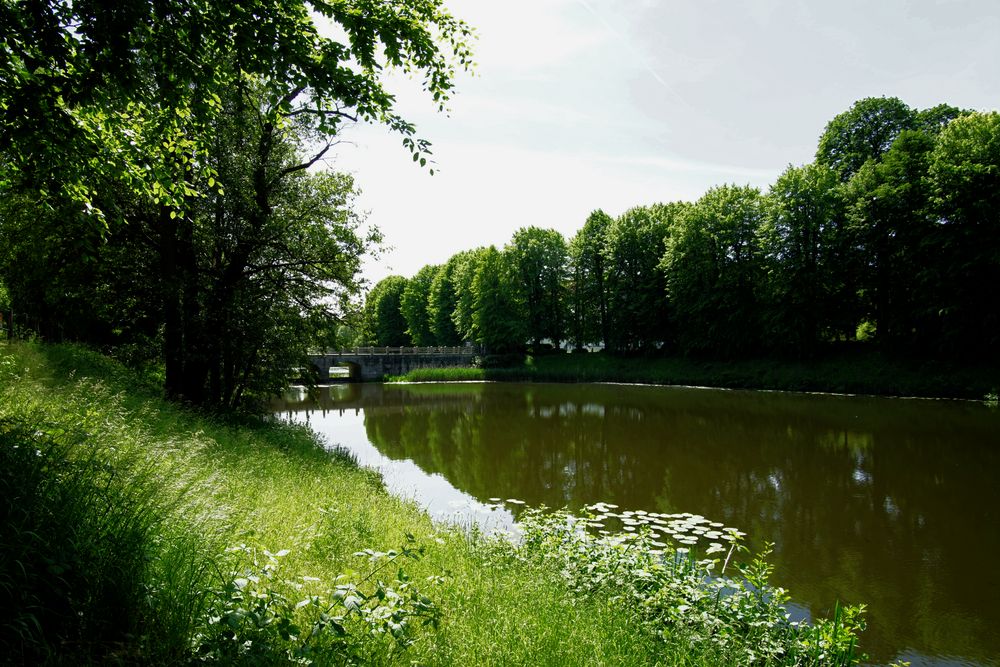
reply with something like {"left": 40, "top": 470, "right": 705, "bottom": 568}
{"left": 322, "top": 0, "right": 1000, "bottom": 285}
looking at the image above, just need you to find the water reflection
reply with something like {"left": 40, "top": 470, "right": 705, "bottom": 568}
{"left": 275, "top": 383, "right": 1000, "bottom": 666}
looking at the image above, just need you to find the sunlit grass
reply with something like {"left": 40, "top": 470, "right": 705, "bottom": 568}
{"left": 389, "top": 366, "right": 486, "bottom": 382}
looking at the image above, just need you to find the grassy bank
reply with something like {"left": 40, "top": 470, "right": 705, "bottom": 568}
{"left": 1, "top": 343, "right": 865, "bottom": 665}
{"left": 395, "top": 349, "right": 998, "bottom": 400}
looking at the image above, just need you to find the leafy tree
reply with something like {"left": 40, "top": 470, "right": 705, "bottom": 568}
{"left": 817, "top": 97, "right": 917, "bottom": 181}
{"left": 505, "top": 227, "right": 568, "bottom": 349}
{"left": 470, "top": 246, "right": 525, "bottom": 353}
{"left": 196, "top": 84, "right": 378, "bottom": 406}
{"left": 663, "top": 187, "right": 766, "bottom": 357}
{"left": 0, "top": 189, "right": 161, "bottom": 353}
{"left": 0, "top": 0, "right": 474, "bottom": 220}
{"left": 400, "top": 264, "right": 439, "bottom": 346}
{"left": 927, "top": 111, "right": 1000, "bottom": 360}
{"left": 427, "top": 256, "right": 464, "bottom": 346}
{"left": 568, "top": 210, "right": 613, "bottom": 349}
{"left": 451, "top": 247, "right": 488, "bottom": 343}
{"left": 916, "top": 104, "right": 971, "bottom": 135}
{"left": 761, "top": 163, "right": 852, "bottom": 355}
{"left": 0, "top": 80, "right": 374, "bottom": 408}
{"left": 362, "top": 276, "right": 412, "bottom": 347}
{"left": 604, "top": 204, "right": 683, "bottom": 352}
{"left": 0, "top": 0, "right": 474, "bottom": 404}
{"left": 844, "top": 130, "right": 939, "bottom": 350}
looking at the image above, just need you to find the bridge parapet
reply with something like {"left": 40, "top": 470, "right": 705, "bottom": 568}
{"left": 327, "top": 346, "right": 477, "bottom": 356}
{"left": 309, "top": 347, "right": 479, "bottom": 381}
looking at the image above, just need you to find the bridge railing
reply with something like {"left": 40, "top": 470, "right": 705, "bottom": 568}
{"left": 323, "top": 346, "right": 479, "bottom": 356}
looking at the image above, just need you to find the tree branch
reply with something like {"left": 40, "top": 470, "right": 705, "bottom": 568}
{"left": 271, "top": 141, "right": 334, "bottom": 183}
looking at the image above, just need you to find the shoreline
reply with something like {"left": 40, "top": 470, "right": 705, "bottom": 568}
{"left": 381, "top": 352, "right": 998, "bottom": 403}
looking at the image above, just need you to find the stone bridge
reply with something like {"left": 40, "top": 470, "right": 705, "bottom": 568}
{"left": 308, "top": 346, "right": 478, "bottom": 382}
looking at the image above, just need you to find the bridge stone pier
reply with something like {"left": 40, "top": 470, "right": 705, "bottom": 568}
{"left": 308, "top": 347, "right": 477, "bottom": 382}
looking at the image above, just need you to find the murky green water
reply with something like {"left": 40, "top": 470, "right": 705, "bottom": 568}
{"left": 275, "top": 382, "right": 1000, "bottom": 666}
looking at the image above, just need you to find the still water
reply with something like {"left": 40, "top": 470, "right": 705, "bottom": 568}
{"left": 274, "top": 382, "right": 1000, "bottom": 666}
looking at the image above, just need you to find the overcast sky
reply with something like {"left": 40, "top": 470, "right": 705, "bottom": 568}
{"left": 324, "top": 0, "right": 1000, "bottom": 285}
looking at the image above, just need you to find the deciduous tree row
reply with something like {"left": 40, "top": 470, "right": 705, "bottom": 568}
{"left": 364, "top": 98, "right": 999, "bottom": 362}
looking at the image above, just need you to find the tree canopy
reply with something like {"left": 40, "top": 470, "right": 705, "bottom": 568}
{"left": 505, "top": 227, "right": 568, "bottom": 349}
{"left": 362, "top": 276, "right": 412, "bottom": 347}
{"left": 1, "top": 0, "right": 475, "bottom": 407}
{"left": 361, "top": 101, "right": 998, "bottom": 366}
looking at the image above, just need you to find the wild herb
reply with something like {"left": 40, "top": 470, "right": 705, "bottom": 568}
{"left": 195, "top": 535, "right": 440, "bottom": 665}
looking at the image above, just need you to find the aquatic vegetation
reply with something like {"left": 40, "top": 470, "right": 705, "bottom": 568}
{"left": 483, "top": 500, "right": 866, "bottom": 666}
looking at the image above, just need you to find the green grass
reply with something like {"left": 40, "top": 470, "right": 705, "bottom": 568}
{"left": 0, "top": 342, "right": 866, "bottom": 665}
{"left": 393, "top": 349, "right": 998, "bottom": 400}
{"left": 388, "top": 366, "right": 486, "bottom": 382}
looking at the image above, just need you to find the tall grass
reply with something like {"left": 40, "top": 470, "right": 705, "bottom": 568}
{"left": 0, "top": 352, "right": 218, "bottom": 663}
{"left": 0, "top": 342, "right": 868, "bottom": 664}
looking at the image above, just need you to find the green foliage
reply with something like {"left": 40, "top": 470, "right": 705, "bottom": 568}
{"left": 604, "top": 204, "right": 683, "bottom": 352}
{"left": 0, "top": 0, "right": 475, "bottom": 408}
{"left": 927, "top": 111, "right": 1000, "bottom": 359}
{"left": 568, "top": 210, "right": 613, "bottom": 348}
{"left": 470, "top": 246, "right": 526, "bottom": 353}
{"left": 449, "top": 247, "right": 488, "bottom": 343}
{"left": 510, "top": 506, "right": 866, "bottom": 666}
{"left": 1, "top": 81, "right": 375, "bottom": 408}
{"left": 844, "top": 129, "right": 938, "bottom": 350}
{"left": 362, "top": 276, "right": 412, "bottom": 346}
{"left": 196, "top": 539, "right": 439, "bottom": 665}
{"left": 816, "top": 97, "right": 917, "bottom": 181}
{"left": 505, "top": 227, "right": 568, "bottom": 348}
{"left": 762, "top": 162, "right": 852, "bottom": 354}
{"left": 663, "top": 186, "right": 766, "bottom": 357}
{"left": 391, "top": 348, "right": 999, "bottom": 398}
{"left": 427, "top": 257, "right": 464, "bottom": 346}
{"left": 0, "top": 353, "right": 212, "bottom": 664}
{"left": 400, "top": 264, "right": 440, "bottom": 346}
{"left": 915, "top": 104, "right": 971, "bottom": 135}
{"left": 394, "top": 367, "right": 486, "bottom": 382}
{"left": 0, "top": 0, "right": 475, "bottom": 219}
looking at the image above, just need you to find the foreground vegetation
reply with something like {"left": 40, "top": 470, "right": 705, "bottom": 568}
{"left": 1, "top": 343, "right": 866, "bottom": 665}
{"left": 393, "top": 349, "right": 998, "bottom": 400}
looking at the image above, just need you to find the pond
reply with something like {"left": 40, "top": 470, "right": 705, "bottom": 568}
{"left": 274, "top": 382, "right": 1000, "bottom": 667}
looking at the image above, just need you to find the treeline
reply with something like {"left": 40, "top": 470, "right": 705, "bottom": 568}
{"left": 362, "top": 98, "right": 1000, "bottom": 362}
